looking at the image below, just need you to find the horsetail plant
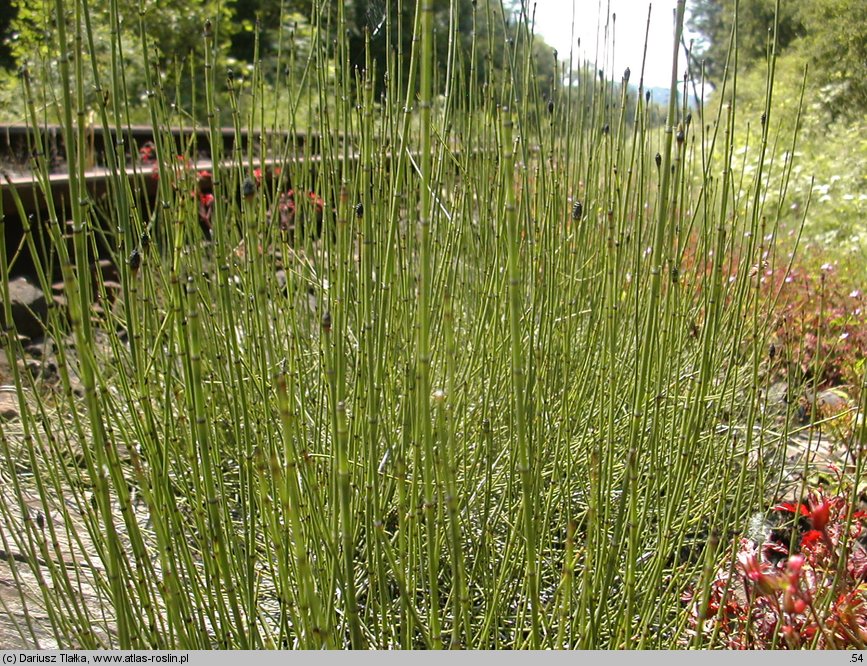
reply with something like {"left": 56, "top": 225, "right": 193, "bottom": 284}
{"left": 0, "top": 0, "right": 838, "bottom": 650}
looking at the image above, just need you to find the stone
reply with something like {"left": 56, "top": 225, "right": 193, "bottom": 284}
{"left": 275, "top": 269, "right": 287, "bottom": 293}
{"left": 799, "top": 387, "right": 852, "bottom": 423}
{"left": 0, "top": 391, "right": 19, "bottom": 420}
{"left": 24, "top": 336, "right": 53, "bottom": 359}
{"left": 1, "top": 277, "right": 48, "bottom": 340}
{"left": 762, "top": 381, "right": 791, "bottom": 419}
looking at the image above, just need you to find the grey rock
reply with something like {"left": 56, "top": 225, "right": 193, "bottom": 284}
{"left": 2, "top": 277, "right": 48, "bottom": 339}
{"left": 275, "top": 269, "right": 287, "bottom": 293}
{"left": 0, "top": 391, "right": 19, "bottom": 420}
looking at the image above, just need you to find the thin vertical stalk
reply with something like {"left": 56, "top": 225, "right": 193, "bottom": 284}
{"left": 417, "top": 0, "right": 442, "bottom": 647}
{"left": 500, "top": 105, "right": 539, "bottom": 648}
{"left": 51, "top": 0, "right": 133, "bottom": 645}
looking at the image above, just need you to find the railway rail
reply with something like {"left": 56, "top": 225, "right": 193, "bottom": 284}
{"left": 1, "top": 122, "right": 481, "bottom": 280}
{"left": 0, "top": 123, "right": 324, "bottom": 216}
{"left": 0, "top": 123, "right": 335, "bottom": 277}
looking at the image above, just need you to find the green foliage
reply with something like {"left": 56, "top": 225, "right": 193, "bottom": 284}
{"left": 785, "top": 116, "right": 867, "bottom": 260}
{"left": 795, "top": 0, "right": 867, "bottom": 117}
{"left": 0, "top": 0, "right": 560, "bottom": 124}
{"left": 0, "top": 0, "right": 236, "bottom": 123}
{"left": 689, "top": 0, "right": 867, "bottom": 121}
{"left": 0, "top": 0, "right": 15, "bottom": 70}
{"left": 227, "top": 0, "right": 314, "bottom": 64}
{"left": 705, "top": 39, "right": 867, "bottom": 262}
{"left": 2, "top": 0, "right": 815, "bottom": 649}
{"left": 340, "top": 0, "right": 558, "bottom": 102}
{"left": 0, "top": 0, "right": 146, "bottom": 122}
{"left": 690, "top": 0, "right": 867, "bottom": 285}
{"left": 4, "top": 0, "right": 231, "bottom": 67}
{"left": 688, "top": 0, "right": 803, "bottom": 82}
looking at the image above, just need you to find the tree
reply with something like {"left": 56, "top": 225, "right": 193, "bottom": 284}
{"left": 227, "top": 0, "right": 314, "bottom": 64}
{"left": 339, "top": 0, "right": 557, "bottom": 104}
{"left": 0, "top": 1, "right": 15, "bottom": 70}
{"left": 688, "top": 0, "right": 867, "bottom": 119}
{"left": 796, "top": 0, "right": 867, "bottom": 116}
{"left": 688, "top": 0, "right": 803, "bottom": 82}
{"left": 0, "top": 0, "right": 235, "bottom": 121}
{"left": 0, "top": 0, "right": 561, "bottom": 122}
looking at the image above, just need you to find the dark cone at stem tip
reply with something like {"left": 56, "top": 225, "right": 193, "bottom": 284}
{"left": 572, "top": 201, "right": 583, "bottom": 221}
{"left": 242, "top": 177, "right": 256, "bottom": 201}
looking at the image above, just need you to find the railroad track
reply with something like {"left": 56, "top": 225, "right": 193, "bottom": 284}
{"left": 0, "top": 123, "right": 338, "bottom": 277}
{"left": 1, "top": 122, "right": 481, "bottom": 280}
{"left": 0, "top": 123, "right": 325, "bottom": 217}
{"left": 0, "top": 123, "right": 323, "bottom": 171}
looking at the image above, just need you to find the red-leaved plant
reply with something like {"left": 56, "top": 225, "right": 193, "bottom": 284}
{"left": 767, "top": 261, "right": 866, "bottom": 393}
{"left": 685, "top": 489, "right": 867, "bottom": 648}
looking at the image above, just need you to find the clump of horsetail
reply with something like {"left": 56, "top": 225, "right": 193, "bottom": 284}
{"left": 0, "top": 0, "right": 814, "bottom": 649}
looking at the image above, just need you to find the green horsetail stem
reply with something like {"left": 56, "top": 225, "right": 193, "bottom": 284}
{"left": 0, "top": 0, "right": 831, "bottom": 650}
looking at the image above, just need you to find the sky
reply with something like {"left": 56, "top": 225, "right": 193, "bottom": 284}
{"left": 530, "top": 0, "right": 692, "bottom": 88}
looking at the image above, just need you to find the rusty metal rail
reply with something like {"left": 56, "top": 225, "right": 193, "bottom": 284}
{"left": 0, "top": 123, "right": 321, "bottom": 172}
{"left": 0, "top": 124, "right": 343, "bottom": 279}
{"left": 0, "top": 124, "right": 325, "bottom": 217}
{"left": 0, "top": 156, "right": 331, "bottom": 219}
